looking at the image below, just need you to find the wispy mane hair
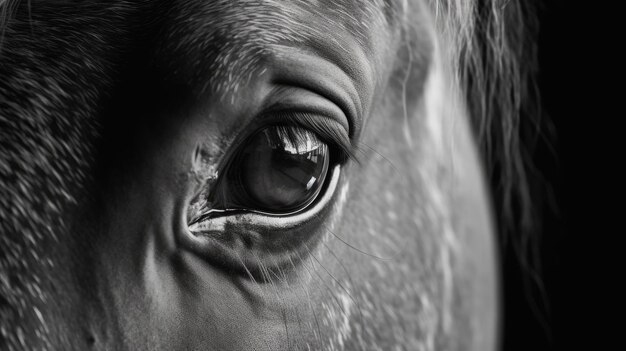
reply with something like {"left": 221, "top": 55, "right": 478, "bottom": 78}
{"left": 427, "top": 0, "right": 542, "bottom": 255}
{"left": 425, "top": 0, "right": 550, "bottom": 330}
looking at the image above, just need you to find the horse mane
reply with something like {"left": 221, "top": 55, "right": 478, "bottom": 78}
{"left": 428, "top": 0, "right": 543, "bottom": 256}
{"left": 428, "top": 0, "right": 550, "bottom": 332}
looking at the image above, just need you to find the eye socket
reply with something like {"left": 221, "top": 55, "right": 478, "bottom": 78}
{"left": 183, "top": 124, "right": 344, "bottom": 279}
{"left": 209, "top": 125, "right": 331, "bottom": 215}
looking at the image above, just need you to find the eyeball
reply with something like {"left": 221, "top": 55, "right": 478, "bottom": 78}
{"left": 221, "top": 125, "right": 330, "bottom": 214}
{"left": 233, "top": 126, "right": 329, "bottom": 212}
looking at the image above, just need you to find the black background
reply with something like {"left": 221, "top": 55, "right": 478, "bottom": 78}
{"left": 501, "top": 1, "right": 612, "bottom": 350}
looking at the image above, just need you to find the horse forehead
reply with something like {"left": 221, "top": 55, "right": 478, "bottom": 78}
{"left": 160, "top": 0, "right": 401, "bottom": 94}
{"left": 173, "top": 0, "right": 398, "bottom": 37}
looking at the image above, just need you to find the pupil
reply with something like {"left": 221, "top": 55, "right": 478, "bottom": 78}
{"left": 237, "top": 126, "right": 329, "bottom": 212}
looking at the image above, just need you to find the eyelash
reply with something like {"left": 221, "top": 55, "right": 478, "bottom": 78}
{"left": 270, "top": 111, "right": 356, "bottom": 163}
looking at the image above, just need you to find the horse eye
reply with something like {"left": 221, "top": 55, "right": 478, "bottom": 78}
{"left": 217, "top": 125, "right": 330, "bottom": 214}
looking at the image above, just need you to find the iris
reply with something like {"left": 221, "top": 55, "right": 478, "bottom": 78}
{"left": 230, "top": 125, "right": 330, "bottom": 212}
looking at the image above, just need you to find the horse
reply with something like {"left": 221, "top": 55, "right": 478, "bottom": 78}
{"left": 0, "top": 0, "right": 537, "bottom": 350}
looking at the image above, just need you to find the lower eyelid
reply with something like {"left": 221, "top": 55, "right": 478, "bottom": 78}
{"left": 188, "top": 164, "right": 341, "bottom": 234}
{"left": 180, "top": 165, "right": 342, "bottom": 275}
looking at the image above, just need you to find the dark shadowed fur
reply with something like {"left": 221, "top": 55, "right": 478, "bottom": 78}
{"left": 1, "top": 1, "right": 143, "bottom": 348}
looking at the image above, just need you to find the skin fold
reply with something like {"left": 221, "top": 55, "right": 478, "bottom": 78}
{"left": 0, "top": 0, "right": 498, "bottom": 350}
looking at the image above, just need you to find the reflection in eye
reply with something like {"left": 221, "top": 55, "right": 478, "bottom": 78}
{"left": 233, "top": 126, "right": 330, "bottom": 212}
{"left": 189, "top": 125, "right": 331, "bottom": 224}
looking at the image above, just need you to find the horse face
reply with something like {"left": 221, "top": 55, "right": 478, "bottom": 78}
{"left": 0, "top": 0, "right": 497, "bottom": 350}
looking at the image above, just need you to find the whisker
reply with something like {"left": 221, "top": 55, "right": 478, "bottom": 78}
{"left": 400, "top": 31, "right": 415, "bottom": 147}
{"left": 293, "top": 302, "right": 305, "bottom": 348}
{"left": 305, "top": 241, "right": 366, "bottom": 341}
{"left": 286, "top": 255, "right": 324, "bottom": 350}
{"left": 358, "top": 142, "right": 401, "bottom": 177}
{"left": 251, "top": 251, "right": 281, "bottom": 301}
{"left": 324, "top": 226, "right": 393, "bottom": 261}
{"left": 233, "top": 251, "right": 259, "bottom": 286}
{"left": 321, "top": 240, "right": 366, "bottom": 328}
{"left": 295, "top": 249, "right": 347, "bottom": 317}
{"left": 305, "top": 242, "right": 361, "bottom": 313}
{"left": 282, "top": 309, "right": 291, "bottom": 351}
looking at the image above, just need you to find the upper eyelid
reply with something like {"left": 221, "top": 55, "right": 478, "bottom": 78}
{"left": 210, "top": 85, "right": 356, "bottom": 182}
{"left": 269, "top": 45, "right": 364, "bottom": 138}
{"left": 261, "top": 84, "right": 351, "bottom": 133}
{"left": 270, "top": 78, "right": 357, "bottom": 139}
{"left": 257, "top": 86, "right": 356, "bottom": 161}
